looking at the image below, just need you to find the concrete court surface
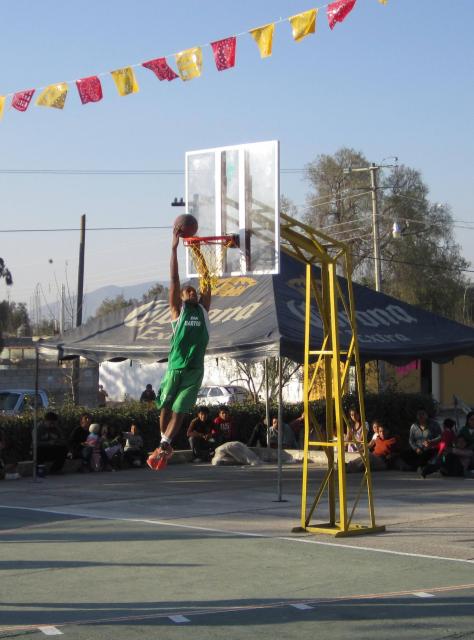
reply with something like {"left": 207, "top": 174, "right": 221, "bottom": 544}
{"left": 0, "top": 464, "right": 473, "bottom": 640}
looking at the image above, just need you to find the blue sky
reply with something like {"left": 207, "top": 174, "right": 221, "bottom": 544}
{"left": 0, "top": 0, "right": 473, "bottom": 312}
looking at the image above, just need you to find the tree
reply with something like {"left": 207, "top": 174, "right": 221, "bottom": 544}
{"left": 302, "top": 148, "right": 469, "bottom": 321}
{"left": 0, "top": 257, "right": 14, "bottom": 350}
{"left": 221, "top": 357, "right": 302, "bottom": 402}
{"left": 34, "top": 318, "right": 59, "bottom": 336}
{"left": 379, "top": 168, "right": 469, "bottom": 318}
{"left": 0, "top": 301, "right": 31, "bottom": 336}
{"left": 94, "top": 294, "right": 136, "bottom": 318}
{"left": 142, "top": 283, "right": 168, "bottom": 302}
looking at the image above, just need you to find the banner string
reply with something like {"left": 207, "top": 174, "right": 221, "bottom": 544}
{"left": 2, "top": 1, "right": 381, "bottom": 103}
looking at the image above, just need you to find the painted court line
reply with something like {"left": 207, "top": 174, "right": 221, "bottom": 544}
{"left": 412, "top": 592, "right": 435, "bottom": 598}
{"left": 39, "top": 627, "right": 63, "bottom": 636}
{"left": 1, "top": 584, "right": 473, "bottom": 634}
{"left": 278, "top": 536, "right": 474, "bottom": 566}
{"left": 168, "top": 615, "right": 190, "bottom": 624}
{"left": 1, "top": 503, "right": 474, "bottom": 566}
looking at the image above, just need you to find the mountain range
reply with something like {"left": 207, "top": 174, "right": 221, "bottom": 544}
{"left": 39, "top": 280, "right": 166, "bottom": 326}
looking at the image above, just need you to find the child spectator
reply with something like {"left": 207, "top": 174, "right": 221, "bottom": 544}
{"left": 187, "top": 407, "right": 215, "bottom": 462}
{"left": 212, "top": 407, "right": 238, "bottom": 445}
{"left": 368, "top": 421, "right": 381, "bottom": 450}
{"left": 123, "top": 422, "right": 147, "bottom": 468}
{"left": 82, "top": 423, "right": 102, "bottom": 471}
{"left": 347, "top": 423, "right": 399, "bottom": 472}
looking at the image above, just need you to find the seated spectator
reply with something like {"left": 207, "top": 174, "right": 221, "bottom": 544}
{"left": 187, "top": 407, "right": 215, "bottom": 462}
{"left": 212, "top": 407, "right": 238, "bottom": 445}
{"left": 368, "top": 422, "right": 381, "bottom": 449}
{"left": 69, "top": 413, "right": 92, "bottom": 461}
{"left": 345, "top": 406, "right": 369, "bottom": 453}
{"left": 400, "top": 409, "right": 441, "bottom": 471}
{"left": 36, "top": 411, "right": 68, "bottom": 474}
{"left": 81, "top": 423, "right": 102, "bottom": 471}
{"left": 269, "top": 417, "right": 297, "bottom": 449}
{"left": 0, "top": 427, "right": 6, "bottom": 479}
{"left": 1, "top": 428, "right": 21, "bottom": 480}
{"left": 438, "top": 435, "right": 473, "bottom": 478}
{"left": 247, "top": 417, "right": 267, "bottom": 448}
{"left": 123, "top": 422, "right": 147, "bottom": 468}
{"left": 347, "top": 422, "right": 399, "bottom": 472}
{"left": 421, "top": 418, "right": 457, "bottom": 478}
{"left": 457, "top": 411, "right": 474, "bottom": 450}
{"left": 140, "top": 384, "right": 157, "bottom": 404}
{"left": 100, "top": 424, "right": 123, "bottom": 471}
{"left": 289, "top": 413, "right": 305, "bottom": 448}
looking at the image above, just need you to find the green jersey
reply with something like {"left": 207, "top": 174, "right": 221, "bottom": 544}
{"left": 168, "top": 302, "right": 210, "bottom": 370}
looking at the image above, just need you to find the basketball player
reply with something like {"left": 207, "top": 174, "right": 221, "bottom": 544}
{"left": 147, "top": 222, "right": 211, "bottom": 470}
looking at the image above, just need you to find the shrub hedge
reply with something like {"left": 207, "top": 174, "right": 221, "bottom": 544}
{"left": 0, "top": 391, "right": 437, "bottom": 463}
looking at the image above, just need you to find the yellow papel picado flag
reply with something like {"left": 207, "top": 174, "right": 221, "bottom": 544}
{"left": 0, "top": 96, "right": 5, "bottom": 119}
{"left": 175, "top": 47, "right": 203, "bottom": 81}
{"left": 110, "top": 67, "right": 139, "bottom": 96}
{"left": 289, "top": 9, "right": 318, "bottom": 42}
{"left": 249, "top": 23, "right": 275, "bottom": 58}
{"left": 36, "top": 83, "right": 68, "bottom": 109}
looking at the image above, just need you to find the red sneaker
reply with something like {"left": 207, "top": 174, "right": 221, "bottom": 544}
{"left": 147, "top": 445, "right": 173, "bottom": 472}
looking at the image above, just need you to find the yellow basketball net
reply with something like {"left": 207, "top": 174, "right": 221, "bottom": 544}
{"left": 184, "top": 235, "right": 238, "bottom": 292}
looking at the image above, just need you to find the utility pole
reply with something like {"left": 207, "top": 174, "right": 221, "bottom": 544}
{"left": 369, "top": 163, "right": 382, "bottom": 293}
{"left": 76, "top": 214, "right": 86, "bottom": 327}
{"left": 59, "top": 284, "right": 65, "bottom": 334}
{"left": 344, "top": 161, "right": 397, "bottom": 391}
{"left": 72, "top": 214, "right": 86, "bottom": 404}
{"left": 344, "top": 162, "right": 393, "bottom": 293}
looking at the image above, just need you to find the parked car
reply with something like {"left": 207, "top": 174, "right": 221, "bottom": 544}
{"left": 0, "top": 389, "right": 49, "bottom": 416}
{"left": 196, "top": 385, "right": 251, "bottom": 406}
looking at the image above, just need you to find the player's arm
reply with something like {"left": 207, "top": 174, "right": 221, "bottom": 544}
{"left": 169, "top": 226, "right": 182, "bottom": 320}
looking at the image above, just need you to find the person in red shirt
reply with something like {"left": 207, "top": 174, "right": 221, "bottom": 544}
{"left": 212, "top": 407, "right": 238, "bottom": 445}
{"left": 347, "top": 421, "right": 399, "bottom": 472}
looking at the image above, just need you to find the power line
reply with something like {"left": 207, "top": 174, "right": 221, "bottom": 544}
{"left": 357, "top": 252, "right": 474, "bottom": 274}
{"left": 0, "top": 168, "right": 305, "bottom": 175}
{"left": 0, "top": 225, "right": 172, "bottom": 233}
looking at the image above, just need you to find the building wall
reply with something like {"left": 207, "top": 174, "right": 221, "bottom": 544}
{"left": 0, "top": 362, "right": 99, "bottom": 408}
{"left": 99, "top": 360, "right": 166, "bottom": 402}
{"left": 439, "top": 356, "right": 474, "bottom": 407}
{"left": 99, "top": 357, "right": 303, "bottom": 404}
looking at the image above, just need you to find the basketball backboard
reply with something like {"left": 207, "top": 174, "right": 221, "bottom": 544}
{"left": 185, "top": 140, "right": 280, "bottom": 277}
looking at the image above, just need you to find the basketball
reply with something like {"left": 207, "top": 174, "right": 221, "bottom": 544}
{"left": 174, "top": 213, "right": 198, "bottom": 238}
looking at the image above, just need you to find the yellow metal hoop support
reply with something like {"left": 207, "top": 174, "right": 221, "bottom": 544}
{"left": 280, "top": 213, "right": 385, "bottom": 538}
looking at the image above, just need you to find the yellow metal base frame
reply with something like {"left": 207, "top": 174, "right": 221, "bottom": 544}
{"left": 280, "top": 214, "right": 385, "bottom": 538}
{"left": 292, "top": 524, "right": 386, "bottom": 538}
